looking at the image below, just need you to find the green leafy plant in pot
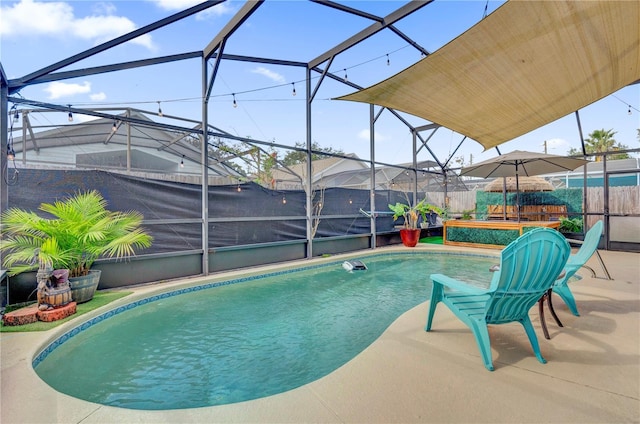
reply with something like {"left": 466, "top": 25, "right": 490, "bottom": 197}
{"left": 558, "top": 216, "right": 583, "bottom": 234}
{"left": 0, "top": 190, "right": 153, "bottom": 303}
{"left": 558, "top": 216, "right": 584, "bottom": 244}
{"left": 388, "top": 198, "right": 443, "bottom": 247}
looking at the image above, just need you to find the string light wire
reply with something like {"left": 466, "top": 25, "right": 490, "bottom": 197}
{"left": 59, "top": 45, "right": 412, "bottom": 110}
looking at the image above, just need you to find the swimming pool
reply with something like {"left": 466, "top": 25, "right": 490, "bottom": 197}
{"left": 34, "top": 251, "right": 495, "bottom": 410}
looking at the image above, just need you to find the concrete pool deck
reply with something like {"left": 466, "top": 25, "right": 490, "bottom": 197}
{"left": 1, "top": 245, "right": 639, "bottom": 423}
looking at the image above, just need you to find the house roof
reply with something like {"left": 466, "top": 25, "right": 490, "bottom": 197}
{"left": 270, "top": 154, "right": 367, "bottom": 183}
{"left": 314, "top": 164, "right": 468, "bottom": 192}
{"left": 12, "top": 110, "right": 241, "bottom": 177}
{"left": 545, "top": 157, "right": 640, "bottom": 177}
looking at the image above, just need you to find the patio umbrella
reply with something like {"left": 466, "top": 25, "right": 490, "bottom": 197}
{"left": 460, "top": 150, "right": 588, "bottom": 221}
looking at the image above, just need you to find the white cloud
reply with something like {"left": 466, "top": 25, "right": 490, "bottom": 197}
{"left": 73, "top": 15, "right": 155, "bottom": 49}
{"left": 547, "top": 138, "right": 569, "bottom": 147}
{"left": 545, "top": 138, "right": 568, "bottom": 150}
{"left": 152, "top": 0, "right": 201, "bottom": 10}
{"left": 195, "top": 2, "right": 235, "bottom": 20}
{"left": 150, "top": 0, "right": 235, "bottom": 18}
{"left": 0, "top": 0, "right": 74, "bottom": 36}
{"left": 92, "top": 2, "right": 117, "bottom": 15}
{"left": 44, "top": 81, "right": 91, "bottom": 99}
{"left": 0, "top": 0, "right": 154, "bottom": 49}
{"left": 251, "top": 67, "right": 285, "bottom": 84}
{"left": 358, "top": 129, "right": 389, "bottom": 142}
{"left": 90, "top": 92, "right": 107, "bottom": 101}
{"left": 357, "top": 129, "right": 369, "bottom": 140}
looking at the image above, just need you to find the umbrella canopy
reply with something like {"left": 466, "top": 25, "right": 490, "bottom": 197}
{"left": 460, "top": 150, "right": 589, "bottom": 179}
{"left": 485, "top": 176, "right": 554, "bottom": 193}
{"left": 461, "top": 150, "right": 588, "bottom": 221}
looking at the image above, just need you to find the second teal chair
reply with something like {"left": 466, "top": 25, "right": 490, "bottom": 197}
{"left": 552, "top": 220, "right": 604, "bottom": 316}
{"left": 539, "top": 220, "right": 604, "bottom": 339}
{"left": 425, "top": 228, "right": 570, "bottom": 371}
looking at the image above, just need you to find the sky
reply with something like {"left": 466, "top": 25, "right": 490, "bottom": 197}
{"left": 1, "top": 0, "right": 639, "bottom": 170}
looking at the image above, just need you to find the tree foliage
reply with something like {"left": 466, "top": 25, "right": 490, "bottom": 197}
{"left": 180, "top": 136, "right": 344, "bottom": 185}
{"left": 281, "top": 141, "right": 344, "bottom": 166}
{"left": 567, "top": 128, "right": 631, "bottom": 161}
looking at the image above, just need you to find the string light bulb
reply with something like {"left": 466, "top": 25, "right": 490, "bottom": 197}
{"left": 628, "top": 105, "right": 632, "bottom": 115}
{"left": 180, "top": 155, "right": 185, "bottom": 168}
{"left": 158, "top": 101, "right": 163, "bottom": 117}
{"left": 343, "top": 69, "right": 348, "bottom": 81}
{"left": 67, "top": 105, "right": 73, "bottom": 122}
{"left": 386, "top": 54, "right": 390, "bottom": 66}
{"left": 112, "top": 120, "right": 118, "bottom": 132}
{"left": 6, "top": 145, "right": 15, "bottom": 161}
{"left": 232, "top": 93, "right": 237, "bottom": 108}
{"left": 13, "top": 109, "right": 19, "bottom": 122}
{"left": 291, "top": 82, "right": 296, "bottom": 96}
{"left": 237, "top": 182, "right": 242, "bottom": 192}
{"left": 282, "top": 195, "right": 287, "bottom": 204}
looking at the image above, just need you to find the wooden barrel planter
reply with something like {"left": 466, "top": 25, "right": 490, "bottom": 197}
{"left": 69, "top": 270, "right": 102, "bottom": 304}
{"left": 37, "top": 283, "right": 73, "bottom": 308}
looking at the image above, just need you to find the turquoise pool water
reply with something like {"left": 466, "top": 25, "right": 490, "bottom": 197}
{"left": 34, "top": 252, "right": 494, "bottom": 410}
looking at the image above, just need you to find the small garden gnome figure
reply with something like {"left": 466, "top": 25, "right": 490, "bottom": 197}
{"left": 36, "top": 255, "right": 54, "bottom": 311}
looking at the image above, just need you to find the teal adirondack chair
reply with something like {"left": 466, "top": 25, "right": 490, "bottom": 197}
{"left": 538, "top": 221, "right": 604, "bottom": 339}
{"left": 425, "top": 228, "right": 570, "bottom": 371}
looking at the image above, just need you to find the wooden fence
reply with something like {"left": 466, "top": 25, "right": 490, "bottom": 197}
{"left": 586, "top": 186, "right": 640, "bottom": 215}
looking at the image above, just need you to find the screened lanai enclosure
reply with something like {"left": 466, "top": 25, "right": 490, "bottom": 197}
{"left": 2, "top": 0, "right": 639, "bottom": 303}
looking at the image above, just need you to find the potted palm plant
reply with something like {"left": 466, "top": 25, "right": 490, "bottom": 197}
{"left": 0, "top": 190, "right": 152, "bottom": 303}
{"left": 389, "top": 198, "right": 443, "bottom": 247}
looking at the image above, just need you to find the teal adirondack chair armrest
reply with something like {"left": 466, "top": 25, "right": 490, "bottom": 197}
{"left": 430, "top": 273, "right": 492, "bottom": 295}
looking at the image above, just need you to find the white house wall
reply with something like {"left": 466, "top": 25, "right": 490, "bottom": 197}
{"left": 11, "top": 144, "right": 203, "bottom": 175}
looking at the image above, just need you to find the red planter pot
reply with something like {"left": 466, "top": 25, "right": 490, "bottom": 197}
{"left": 400, "top": 228, "right": 421, "bottom": 247}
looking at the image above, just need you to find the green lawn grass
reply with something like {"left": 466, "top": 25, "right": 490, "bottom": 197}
{"left": 1, "top": 290, "right": 132, "bottom": 333}
{"left": 420, "top": 236, "right": 443, "bottom": 244}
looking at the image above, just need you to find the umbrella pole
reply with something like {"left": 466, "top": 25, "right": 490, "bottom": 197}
{"left": 516, "top": 170, "right": 521, "bottom": 222}
{"left": 502, "top": 177, "right": 507, "bottom": 220}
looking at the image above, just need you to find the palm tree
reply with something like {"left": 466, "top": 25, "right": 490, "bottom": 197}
{"left": 568, "top": 128, "right": 630, "bottom": 161}
{"left": 587, "top": 129, "right": 617, "bottom": 159}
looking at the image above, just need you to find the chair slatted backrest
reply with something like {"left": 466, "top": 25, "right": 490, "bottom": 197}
{"left": 486, "top": 228, "right": 570, "bottom": 324}
{"left": 571, "top": 220, "right": 603, "bottom": 265}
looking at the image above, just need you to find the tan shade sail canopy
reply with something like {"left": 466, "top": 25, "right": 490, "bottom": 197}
{"left": 336, "top": 0, "right": 640, "bottom": 151}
